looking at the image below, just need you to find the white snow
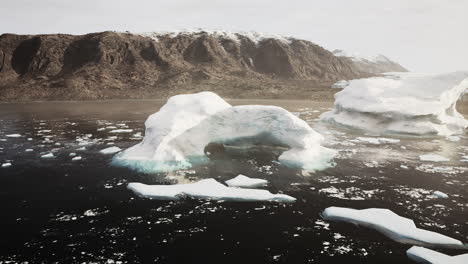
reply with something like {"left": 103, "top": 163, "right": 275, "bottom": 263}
{"left": 321, "top": 72, "right": 468, "bottom": 136}
{"left": 114, "top": 92, "right": 335, "bottom": 173}
{"left": 407, "top": 246, "right": 468, "bottom": 264}
{"left": 99, "top": 146, "right": 122, "bottom": 155}
{"left": 331, "top": 80, "right": 350, "bottom": 89}
{"left": 1, "top": 162, "right": 12, "bottom": 168}
{"left": 41, "top": 153, "right": 55, "bottom": 158}
{"left": 333, "top": 49, "right": 392, "bottom": 63}
{"left": 322, "top": 207, "right": 466, "bottom": 249}
{"left": 419, "top": 154, "right": 450, "bottom": 162}
{"left": 6, "top": 134, "right": 21, "bottom": 138}
{"left": 127, "top": 179, "right": 295, "bottom": 202}
{"left": 225, "top": 174, "right": 268, "bottom": 188}
{"left": 433, "top": 191, "right": 449, "bottom": 199}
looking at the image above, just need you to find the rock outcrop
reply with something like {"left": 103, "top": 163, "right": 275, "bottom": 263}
{"left": 0, "top": 30, "right": 403, "bottom": 101}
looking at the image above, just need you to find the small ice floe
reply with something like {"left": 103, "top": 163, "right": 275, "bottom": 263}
{"left": 99, "top": 146, "right": 122, "bottom": 154}
{"left": 41, "top": 153, "right": 55, "bottom": 159}
{"left": 6, "top": 134, "right": 21, "bottom": 138}
{"left": 25, "top": 149, "right": 34, "bottom": 152}
{"left": 77, "top": 147, "right": 86, "bottom": 151}
{"left": 97, "top": 128, "right": 106, "bottom": 131}
{"left": 322, "top": 207, "right": 466, "bottom": 249}
{"left": 1, "top": 162, "right": 12, "bottom": 168}
{"left": 69, "top": 152, "right": 76, "bottom": 157}
{"left": 419, "top": 154, "right": 450, "bottom": 162}
{"left": 446, "top": 136, "right": 461, "bottom": 142}
{"left": 27, "top": 138, "right": 33, "bottom": 141}
{"left": 407, "top": 246, "right": 468, "bottom": 264}
{"left": 127, "top": 179, "right": 295, "bottom": 202}
{"left": 352, "top": 137, "right": 400, "bottom": 144}
{"left": 433, "top": 191, "right": 449, "bottom": 199}
{"left": 72, "top": 156, "right": 82, "bottom": 161}
{"left": 400, "top": 165, "right": 409, "bottom": 170}
{"left": 109, "top": 129, "right": 133, "bottom": 133}
{"left": 225, "top": 174, "right": 268, "bottom": 188}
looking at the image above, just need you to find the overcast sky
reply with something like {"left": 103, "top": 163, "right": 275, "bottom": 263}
{"left": 1, "top": 0, "right": 467, "bottom": 72}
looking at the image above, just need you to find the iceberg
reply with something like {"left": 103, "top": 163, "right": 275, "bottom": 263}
{"left": 321, "top": 72, "right": 468, "bottom": 136}
{"left": 127, "top": 179, "right": 295, "bottom": 202}
{"left": 113, "top": 92, "right": 335, "bottom": 173}
{"left": 419, "top": 154, "right": 450, "bottom": 162}
{"left": 225, "top": 174, "right": 268, "bottom": 188}
{"left": 433, "top": 191, "right": 448, "bottom": 199}
{"left": 99, "top": 146, "right": 122, "bottom": 154}
{"left": 41, "top": 153, "right": 55, "bottom": 159}
{"left": 1, "top": 162, "right": 12, "bottom": 168}
{"left": 407, "top": 246, "right": 468, "bottom": 264}
{"left": 321, "top": 207, "right": 467, "bottom": 249}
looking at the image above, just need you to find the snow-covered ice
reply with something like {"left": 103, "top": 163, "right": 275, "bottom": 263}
{"left": 225, "top": 175, "right": 268, "bottom": 188}
{"left": 407, "top": 246, "right": 468, "bottom": 264}
{"left": 41, "top": 153, "right": 55, "bottom": 159}
{"left": 127, "top": 179, "right": 295, "bottom": 202}
{"left": 99, "top": 146, "right": 122, "bottom": 155}
{"left": 321, "top": 72, "right": 468, "bottom": 136}
{"left": 322, "top": 207, "right": 466, "bottom": 249}
{"left": 419, "top": 154, "right": 450, "bottom": 162}
{"left": 114, "top": 92, "right": 335, "bottom": 173}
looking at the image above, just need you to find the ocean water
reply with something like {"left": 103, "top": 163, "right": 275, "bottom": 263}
{"left": 0, "top": 99, "right": 467, "bottom": 263}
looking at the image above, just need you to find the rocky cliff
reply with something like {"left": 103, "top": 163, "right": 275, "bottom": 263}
{"left": 0, "top": 31, "right": 402, "bottom": 101}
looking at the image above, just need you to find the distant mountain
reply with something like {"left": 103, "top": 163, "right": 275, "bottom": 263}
{"left": 0, "top": 30, "right": 402, "bottom": 101}
{"left": 333, "top": 49, "right": 408, "bottom": 74}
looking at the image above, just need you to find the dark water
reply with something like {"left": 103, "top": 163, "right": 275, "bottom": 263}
{"left": 0, "top": 99, "right": 467, "bottom": 264}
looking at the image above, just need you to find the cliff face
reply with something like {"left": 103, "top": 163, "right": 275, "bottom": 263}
{"left": 333, "top": 49, "right": 408, "bottom": 74}
{"left": 0, "top": 31, "right": 381, "bottom": 100}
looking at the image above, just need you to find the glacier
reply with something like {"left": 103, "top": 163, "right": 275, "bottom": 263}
{"left": 321, "top": 72, "right": 468, "bottom": 136}
{"left": 407, "top": 246, "right": 468, "bottom": 264}
{"left": 127, "top": 179, "right": 295, "bottom": 202}
{"left": 322, "top": 207, "right": 467, "bottom": 249}
{"left": 113, "top": 91, "right": 335, "bottom": 173}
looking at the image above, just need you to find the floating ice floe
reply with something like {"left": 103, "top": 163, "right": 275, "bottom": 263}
{"left": 1, "top": 162, "right": 12, "bottom": 168}
{"left": 331, "top": 80, "right": 350, "bottom": 89}
{"left": 225, "top": 175, "right": 268, "bottom": 188}
{"left": 41, "top": 153, "right": 55, "bottom": 159}
{"left": 407, "top": 246, "right": 468, "bottom": 264}
{"left": 433, "top": 191, "right": 449, "bottom": 199}
{"left": 6, "top": 134, "right": 21, "bottom": 138}
{"left": 100, "top": 146, "right": 122, "bottom": 155}
{"left": 322, "top": 207, "right": 467, "bottom": 249}
{"left": 109, "top": 129, "right": 133, "bottom": 133}
{"left": 72, "top": 156, "right": 82, "bottom": 161}
{"left": 352, "top": 137, "right": 400, "bottom": 144}
{"left": 113, "top": 92, "right": 336, "bottom": 173}
{"left": 127, "top": 179, "right": 295, "bottom": 202}
{"left": 25, "top": 149, "right": 34, "bottom": 152}
{"left": 419, "top": 154, "right": 450, "bottom": 162}
{"left": 321, "top": 72, "right": 468, "bottom": 136}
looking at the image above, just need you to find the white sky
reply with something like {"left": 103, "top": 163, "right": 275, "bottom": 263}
{"left": 1, "top": 0, "right": 467, "bottom": 72}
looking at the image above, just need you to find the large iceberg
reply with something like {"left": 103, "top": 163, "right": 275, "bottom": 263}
{"left": 321, "top": 72, "right": 468, "bottom": 136}
{"left": 407, "top": 246, "right": 468, "bottom": 264}
{"left": 321, "top": 207, "right": 467, "bottom": 249}
{"left": 127, "top": 179, "right": 296, "bottom": 202}
{"left": 113, "top": 92, "right": 335, "bottom": 173}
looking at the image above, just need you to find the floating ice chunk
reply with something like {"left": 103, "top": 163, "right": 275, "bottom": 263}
{"left": 446, "top": 136, "right": 461, "bottom": 142}
{"left": 6, "top": 134, "right": 21, "bottom": 137}
{"left": 419, "top": 154, "right": 450, "bottom": 162}
{"left": 41, "top": 153, "right": 55, "bottom": 158}
{"left": 114, "top": 92, "right": 335, "bottom": 173}
{"left": 321, "top": 72, "right": 468, "bottom": 136}
{"left": 407, "top": 246, "right": 468, "bottom": 264}
{"left": 322, "top": 207, "right": 466, "bottom": 249}
{"left": 353, "top": 137, "right": 400, "bottom": 144}
{"left": 72, "top": 156, "right": 82, "bottom": 161}
{"left": 99, "top": 146, "right": 122, "bottom": 154}
{"left": 331, "top": 80, "right": 350, "bottom": 89}
{"left": 109, "top": 129, "right": 133, "bottom": 133}
{"left": 25, "top": 149, "right": 34, "bottom": 152}
{"left": 433, "top": 191, "right": 449, "bottom": 199}
{"left": 225, "top": 175, "right": 268, "bottom": 188}
{"left": 1, "top": 163, "right": 12, "bottom": 168}
{"left": 27, "top": 138, "right": 32, "bottom": 141}
{"left": 69, "top": 152, "right": 76, "bottom": 157}
{"left": 127, "top": 179, "right": 295, "bottom": 202}
{"left": 77, "top": 147, "right": 86, "bottom": 151}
